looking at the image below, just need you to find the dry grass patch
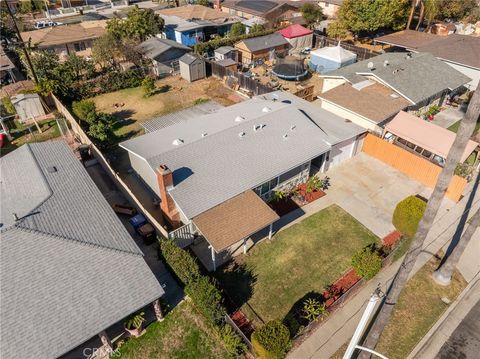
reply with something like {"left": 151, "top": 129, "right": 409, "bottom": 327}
{"left": 376, "top": 255, "right": 466, "bottom": 359}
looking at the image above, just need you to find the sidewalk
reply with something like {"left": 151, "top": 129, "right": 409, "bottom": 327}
{"left": 288, "top": 178, "right": 480, "bottom": 359}
{"left": 408, "top": 275, "right": 480, "bottom": 359}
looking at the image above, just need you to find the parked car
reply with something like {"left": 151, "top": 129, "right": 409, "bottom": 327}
{"left": 129, "top": 214, "right": 156, "bottom": 245}
{"left": 112, "top": 204, "right": 137, "bottom": 216}
{"left": 34, "top": 21, "right": 63, "bottom": 29}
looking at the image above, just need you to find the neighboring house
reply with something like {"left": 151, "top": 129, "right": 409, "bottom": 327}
{"left": 0, "top": 45, "right": 17, "bottom": 85}
{"left": 318, "top": 0, "right": 343, "bottom": 18}
{"left": 136, "top": 37, "right": 191, "bottom": 77}
{"left": 383, "top": 111, "right": 479, "bottom": 167}
{"left": 320, "top": 52, "right": 471, "bottom": 111}
{"left": 220, "top": 0, "right": 302, "bottom": 26}
{"left": 179, "top": 53, "right": 206, "bottom": 82}
{"left": 20, "top": 21, "right": 106, "bottom": 60}
{"left": 157, "top": 5, "right": 240, "bottom": 46}
{"left": 119, "top": 91, "right": 366, "bottom": 269}
{"left": 235, "top": 33, "right": 290, "bottom": 64}
{"left": 375, "top": 30, "right": 480, "bottom": 90}
{"left": 242, "top": 17, "right": 267, "bottom": 34}
{"left": 11, "top": 93, "right": 46, "bottom": 123}
{"left": 318, "top": 81, "right": 410, "bottom": 133}
{"left": 0, "top": 141, "right": 164, "bottom": 359}
{"left": 277, "top": 24, "right": 313, "bottom": 52}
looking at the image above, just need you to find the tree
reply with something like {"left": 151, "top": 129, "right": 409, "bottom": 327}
{"left": 336, "top": 0, "right": 410, "bottom": 35}
{"left": 62, "top": 54, "right": 95, "bottom": 82}
{"left": 72, "top": 100, "right": 97, "bottom": 125}
{"left": 92, "top": 33, "right": 121, "bottom": 69}
{"left": 197, "top": 0, "right": 209, "bottom": 6}
{"left": 123, "top": 7, "right": 164, "bottom": 42}
{"left": 360, "top": 82, "right": 480, "bottom": 356}
{"left": 142, "top": 76, "right": 156, "bottom": 97}
{"left": 229, "top": 22, "right": 246, "bottom": 37}
{"left": 301, "top": 3, "right": 323, "bottom": 29}
{"left": 437, "top": 0, "right": 477, "bottom": 21}
{"left": 29, "top": 51, "right": 60, "bottom": 81}
{"left": 327, "top": 20, "right": 349, "bottom": 40}
{"left": 19, "top": 0, "right": 33, "bottom": 14}
{"left": 433, "top": 175, "right": 480, "bottom": 285}
{"left": 249, "top": 23, "right": 265, "bottom": 35}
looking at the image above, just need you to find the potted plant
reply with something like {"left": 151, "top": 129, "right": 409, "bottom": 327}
{"left": 124, "top": 311, "right": 145, "bottom": 337}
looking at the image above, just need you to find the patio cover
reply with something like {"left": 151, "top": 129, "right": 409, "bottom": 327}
{"left": 193, "top": 190, "right": 279, "bottom": 253}
{"left": 385, "top": 111, "right": 479, "bottom": 162}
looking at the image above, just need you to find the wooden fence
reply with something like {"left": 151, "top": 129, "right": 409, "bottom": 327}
{"left": 362, "top": 134, "right": 467, "bottom": 202}
{"left": 208, "top": 60, "right": 274, "bottom": 96}
{"left": 313, "top": 34, "right": 382, "bottom": 61}
{"left": 52, "top": 95, "right": 170, "bottom": 238}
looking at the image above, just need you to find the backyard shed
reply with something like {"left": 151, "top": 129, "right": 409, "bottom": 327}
{"left": 11, "top": 93, "right": 46, "bottom": 123}
{"left": 309, "top": 45, "right": 357, "bottom": 73}
{"left": 179, "top": 53, "right": 206, "bottom": 82}
{"left": 277, "top": 24, "right": 313, "bottom": 52}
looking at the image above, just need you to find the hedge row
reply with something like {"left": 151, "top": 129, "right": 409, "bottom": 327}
{"left": 159, "top": 238, "right": 201, "bottom": 286}
{"left": 194, "top": 28, "right": 278, "bottom": 55}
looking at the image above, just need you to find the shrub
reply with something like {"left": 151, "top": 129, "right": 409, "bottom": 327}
{"left": 1, "top": 96, "right": 16, "bottom": 114}
{"left": 252, "top": 320, "right": 291, "bottom": 359}
{"left": 159, "top": 239, "right": 201, "bottom": 286}
{"left": 222, "top": 325, "right": 247, "bottom": 358}
{"left": 72, "top": 99, "right": 97, "bottom": 124}
{"left": 124, "top": 311, "right": 145, "bottom": 330}
{"left": 193, "top": 97, "right": 209, "bottom": 105}
{"left": 392, "top": 196, "right": 427, "bottom": 238}
{"left": 142, "top": 76, "right": 156, "bottom": 97}
{"left": 351, "top": 247, "right": 382, "bottom": 280}
{"left": 185, "top": 276, "right": 225, "bottom": 326}
{"left": 302, "top": 298, "right": 327, "bottom": 322}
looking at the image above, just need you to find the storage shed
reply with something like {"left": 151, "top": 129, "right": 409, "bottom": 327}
{"left": 179, "top": 53, "right": 206, "bottom": 82}
{"left": 309, "top": 45, "right": 357, "bottom": 73}
{"left": 277, "top": 24, "right": 313, "bottom": 52}
{"left": 11, "top": 93, "right": 46, "bottom": 123}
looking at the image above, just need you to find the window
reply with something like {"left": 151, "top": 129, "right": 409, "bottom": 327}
{"left": 432, "top": 155, "right": 445, "bottom": 167}
{"left": 73, "top": 42, "right": 86, "bottom": 52}
{"left": 397, "top": 137, "right": 407, "bottom": 145}
{"left": 421, "top": 149, "right": 432, "bottom": 159}
{"left": 261, "top": 182, "right": 270, "bottom": 195}
{"left": 415, "top": 146, "right": 423, "bottom": 154}
{"left": 405, "top": 141, "right": 415, "bottom": 150}
{"left": 257, "top": 177, "right": 279, "bottom": 196}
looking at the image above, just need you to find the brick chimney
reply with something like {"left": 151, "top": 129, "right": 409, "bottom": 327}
{"left": 156, "top": 165, "right": 180, "bottom": 227}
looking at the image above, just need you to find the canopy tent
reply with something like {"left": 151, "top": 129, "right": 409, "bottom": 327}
{"left": 309, "top": 45, "right": 357, "bottom": 73}
{"left": 384, "top": 111, "right": 479, "bottom": 163}
{"left": 277, "top": 24, "right": 313, "bottom": 52}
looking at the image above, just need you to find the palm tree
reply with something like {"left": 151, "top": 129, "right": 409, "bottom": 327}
{"left": 406, "top": 0, "right": 418, "bottom": 30}
{"left": 433, "top": 183, "right": 480, "bottom": 285}
{"left": 359, "top": 83, "right": 480, "bottom": 357}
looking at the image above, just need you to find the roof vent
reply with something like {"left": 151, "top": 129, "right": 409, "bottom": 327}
{"left": 282, "top": 99, "right": 292, "bottom": 104}
{"left": 383, "top": 60, "right": 389, "bottom": 67}
{"left": 238, "top": 131, "right": 246, "bottom": 138}
{"left": 344, "top": 119, "right": 352, "bottom": 123}
{"left": 253, "top": 124, "right": 263, "bottom": 132}
{"left": 47, "top": 166, "right": 57, "bottom": 173}
{"left": 12, "top": 213, "right": 19, "bottom": 222}
{"left": 367, "top": 62, "right": 375, "bottom": 71}
{"left": 262, "top": 106, "right": 272, "bottom": 113}
{"left": 202, "top": 132, "right": 208, "bottom": 137}
{"left": 406, "top": 52, "right": 413, "bottom": 59}
{"left": 172, "top": 138, "right": 184, "bottom": 146}
{"left": 235, "top": 115, "right": 245, "bottom": 122}
{"left": 290, "top": 125, "right": 296, "bottom": 131}
{"left": 283, "top": 133, "right": 288, "bottom": 140}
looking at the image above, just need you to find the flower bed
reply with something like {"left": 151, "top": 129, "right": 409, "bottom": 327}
{"left": 268, "top": 181, "right": 327, "bottom": 216}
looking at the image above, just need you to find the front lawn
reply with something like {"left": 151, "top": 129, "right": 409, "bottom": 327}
{"left": 216, "top": 205, "right": 379, "bottom": 325}
{"left": 375, "top": 255, "right": 467, "bottom": 359}
{"left": 448, "top": 118, "right": 480, "bottom": 135}
{"left": 116, "top": 300, "right": 228, "bottom": 359}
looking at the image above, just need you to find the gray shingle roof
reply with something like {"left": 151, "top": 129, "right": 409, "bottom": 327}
{"left": 179, "top": 53, "right": 203, "bottom": 65}
{"left": 136, "top": 37, "right": 191, "bottom": 62}
{"left": 215, "top": 46, "right": 235, "bottom": 55}
{"left": 141, "top": 101, "right": 224, "bottom": 133}
{"left": 323, "top": 52, "right": 471, "bottom": 104}
{"left": 238, "top": 33, "right": 289, "bottom": 53}
{"left": 120, "top": 91, "right": 365, "bottom": 219}
{"left": 0, "top": 142, "right": 164, "bottom": 359}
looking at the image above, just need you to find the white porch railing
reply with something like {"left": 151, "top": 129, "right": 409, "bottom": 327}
{"left": 168, "top": 222, "right": 197, "bottom": 248}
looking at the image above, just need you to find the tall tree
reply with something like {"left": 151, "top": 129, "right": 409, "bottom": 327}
{"left": 336, "top": 0, "right": 410, "bottom": 35}
{"left": 415, "top": 0, "right": 425, "bottom": 30}
{"left": 229, "top": 22, "right": 245, "bottom": 37}
{"left": 360, "top": 83, "right": 480, "bottom": 356}
{"left": 433, "top": 176, "right": 480, "bottom": 285}
{"left": 300, "top": 3, "right": 324, "bottom": 29}
{"left": 106, "top": 7, "right": 164, "bottom": 42}
{"left": 437, "top": 0, "right": 477, "bottom": 21}
{"left": 406, "top": 0, "right": 418, "bottom": 29}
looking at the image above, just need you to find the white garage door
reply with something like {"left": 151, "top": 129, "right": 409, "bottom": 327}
{"left": 328, "top": 137, "right": 358, "bottom": 170}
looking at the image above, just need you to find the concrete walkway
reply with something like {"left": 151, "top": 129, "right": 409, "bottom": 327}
{"left": 288, "top": 171, "right": 480, "bottom": 359}
{"left": 431, "top": 106, "right": 466, "bottom": 129}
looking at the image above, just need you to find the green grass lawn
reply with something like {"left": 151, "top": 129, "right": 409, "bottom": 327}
{"left": 116, "top": 300, "right": 228, "bottom": 359}
{"left": 216, "top": 205, "right": 379, "bottom": 324}
{"left": 448, "top": 118, "right": 480, "bottom": 134}
{"left": 376, "top": 255, "right": 467, "bottom": 359}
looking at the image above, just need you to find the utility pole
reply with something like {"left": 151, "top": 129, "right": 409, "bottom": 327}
{"left": 5, "top": 2, "right": 38, "bottom": 84}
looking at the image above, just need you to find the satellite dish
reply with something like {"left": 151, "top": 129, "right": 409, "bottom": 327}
{"left": 367, "top": 62, "right": 374, "bottom": 70}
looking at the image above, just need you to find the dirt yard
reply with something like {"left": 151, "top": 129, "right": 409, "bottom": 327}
{"left": 90, "top": 76, "right": 243, "bottom": 139}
